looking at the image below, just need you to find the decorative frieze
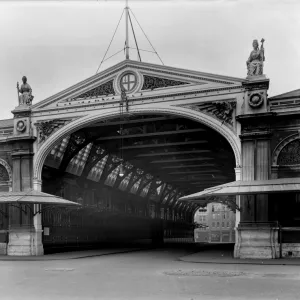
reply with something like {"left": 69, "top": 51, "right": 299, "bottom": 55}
{"left": 70, "top": 80, "right": 115, "bottom": 100}
{"left": 178, "top": 101, "right": 236, "bottom": 126}
{"left": 142, "top": 75, "right": 189, "bottom": 90}
{"left": 35, "top": 119, "right": 71, "bottom": 144}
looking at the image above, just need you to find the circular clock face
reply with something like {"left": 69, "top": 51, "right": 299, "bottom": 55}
{"left": 120, "top": 73, "right": 137, "bottom": 92}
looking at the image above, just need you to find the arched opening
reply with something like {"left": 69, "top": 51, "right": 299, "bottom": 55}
{"left": 38, "top": 113, "right": 237, "bottom": 252}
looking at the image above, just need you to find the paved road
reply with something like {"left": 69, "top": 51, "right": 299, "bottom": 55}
{"left": 1, "top": 246, "right": 300, "bottom": 300}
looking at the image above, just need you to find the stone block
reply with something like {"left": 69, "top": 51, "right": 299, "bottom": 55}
{"left": 7, "top": 226, "right": 43, "bottom": 256}
{"left": 234, "top": 223, "right": 279, "bottom": 259}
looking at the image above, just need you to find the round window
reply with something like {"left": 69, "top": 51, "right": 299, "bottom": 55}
{"left": 120, "top": 73, "right": 137, "bottom": 92}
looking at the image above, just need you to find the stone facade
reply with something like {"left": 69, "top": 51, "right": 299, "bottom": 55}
{"left": 0, "top": 59, "right": 299, "bottom": 258}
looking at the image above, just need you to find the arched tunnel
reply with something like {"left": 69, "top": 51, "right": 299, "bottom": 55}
{"left": 41, "top": 114, "right": 236, "bottom": 252}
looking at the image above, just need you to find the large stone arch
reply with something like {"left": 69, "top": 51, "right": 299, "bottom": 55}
{"left": 33, "top": 105, "right": 241, "bottom": 184}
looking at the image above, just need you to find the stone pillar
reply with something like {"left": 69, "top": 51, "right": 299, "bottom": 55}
{"left": 234, "top": 167, "right": 241, "bottom": 245}
{"left": 6, "top": 106, "right": 44, "bottom": 256}
{"left": 234, "top": 77, "right": 279, "bottom": 259}
{"left": 234, "top": 119, "right": 279, "bottom": 258}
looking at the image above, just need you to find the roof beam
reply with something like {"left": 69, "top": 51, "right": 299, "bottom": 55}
{"left": 150, "top": 158, "right": 214, "bottom": 164}
{"left": 168, "top": 171, "right": 224, "bottom": 175}
{"left": 170, "top": 177, "right": 228, "bottom": 182}
{"left": 135, "top": 150, "right": 211, "bottom": 157}
{"left": 161, "top": 164, "right": 216, "bottom": 169}
{"left": 168, "top": 171, "right": 229, "bottom": 175}
{"left": 121, "top": 141, "right": 208, "bottom": 149}
{"left": 190, "top": 182, "right": 223, "bottom": 185}
{"left": 96, "top": 128, "right": 206, "bottom": 141}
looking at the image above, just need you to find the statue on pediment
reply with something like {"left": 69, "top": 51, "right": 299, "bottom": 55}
{"left": 17, "top": 76, "right": 34, "bottom": 106}
{"left": 246, "top": 39, "right": 265, "bottom": 77}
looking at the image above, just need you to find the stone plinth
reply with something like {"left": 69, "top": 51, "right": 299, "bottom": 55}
{"left": 234, "top": 222, "right": 279, "bottom": 259}
{"left": 7, "top": 226, "right": 43, "bottom": 256}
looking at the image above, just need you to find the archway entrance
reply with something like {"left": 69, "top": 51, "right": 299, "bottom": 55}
{"left": 40, "top": 113, "right": 236, "bottom": 251}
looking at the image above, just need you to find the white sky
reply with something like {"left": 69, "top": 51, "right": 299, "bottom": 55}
{"left": 0, "top": 0, "right": 299, "bottom": 120}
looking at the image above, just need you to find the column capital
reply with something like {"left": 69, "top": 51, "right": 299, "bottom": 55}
{"left": 33, "top": 178, "right": 42, "bottom": 192}
{"left": 234, "top": 167, "right": 242, "bottom": 181}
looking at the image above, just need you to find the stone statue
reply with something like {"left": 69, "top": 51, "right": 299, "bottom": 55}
{"left": 17, "top": 76, "right": 34, "bottom": 106}
{"left": 246, "top": 39, "right": 265, "bottom": 76}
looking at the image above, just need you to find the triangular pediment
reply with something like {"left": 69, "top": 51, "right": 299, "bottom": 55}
{"left": 32, "top": 60, "right": 246, "bottom": 111}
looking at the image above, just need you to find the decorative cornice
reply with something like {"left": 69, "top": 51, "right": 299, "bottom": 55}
{"left": 53, "top": 85, "right": 243, "bottom": 111}
{"left": 242, "top": 80, "right": 269, "bottom": 91}
{"left": 136, "top": 65, "right": 236, "bottom": 85}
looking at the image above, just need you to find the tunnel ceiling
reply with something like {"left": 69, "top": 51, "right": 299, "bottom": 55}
{"left": 43, "top": 114, "right": 235, "bottom": 209}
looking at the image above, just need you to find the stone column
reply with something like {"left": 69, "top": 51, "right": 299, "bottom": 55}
{"left": 235, "top": 112, "right": 279, "bottom": 259}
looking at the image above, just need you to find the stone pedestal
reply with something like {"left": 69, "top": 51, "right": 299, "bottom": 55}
{"left": 234, "top": 222, "right": 279, "bottom": 259}
{"left": 7, "top": 226, "right": 43, "bottom": 256}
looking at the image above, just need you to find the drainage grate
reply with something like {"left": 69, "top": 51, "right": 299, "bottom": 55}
{"left": 164, "top": 270, "right": 246, "bottom": 277}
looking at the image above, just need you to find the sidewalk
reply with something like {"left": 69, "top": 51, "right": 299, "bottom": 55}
{"left": 0, "top": 247, "right": 144, "bottom": 261}
{"left": 179, "top": 245, "right": 300, "bottom": 265}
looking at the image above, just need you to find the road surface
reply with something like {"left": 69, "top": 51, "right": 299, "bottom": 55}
{"left": 0, "top": 246, "right": 299, "bottom": 300}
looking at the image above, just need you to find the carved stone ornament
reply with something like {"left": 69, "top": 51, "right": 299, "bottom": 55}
{"left": 178, "top": 101, "right": 236, "bottom": 126}
{"left": 141, "top": 75, "right": 189, "bottom": 90}
{"left": 248, "top": 93, "right": 263, "bottom": 108}
{"left": 70, "top": 80, "right": 115, "bottom": 101}
{"left": 277, "top": 139, "right": 300, "bottom": 165}
{"left": 16, "top": 120, "right": 26, "bottom": 132}
{"left": 35, "top": 119, "right": 70, "bottom": 143}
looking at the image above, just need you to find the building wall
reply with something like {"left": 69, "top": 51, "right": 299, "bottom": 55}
{"left": 194, "top": 203, "right": 236, "bottom": 243}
